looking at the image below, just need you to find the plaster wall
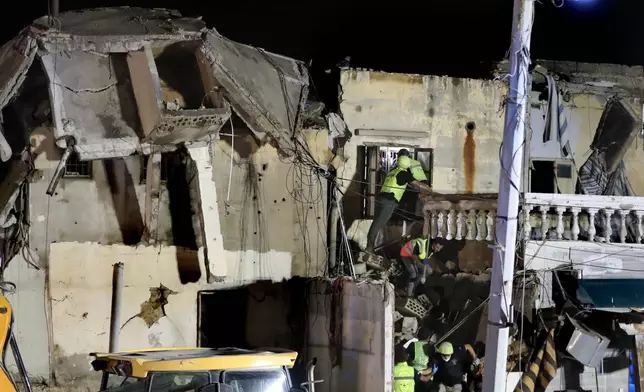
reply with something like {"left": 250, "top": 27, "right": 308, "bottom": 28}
{"left": 307, "top": 280, "right": 395, "bottom": 392}
{"left": 335, "top": 69, "right": 504, "bottom": 270}
{"left": 337, "top": 69, "right": 507, "bottom": 196}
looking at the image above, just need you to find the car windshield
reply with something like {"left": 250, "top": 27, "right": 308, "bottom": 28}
{"left": 223, "top": 369, "right": 290, "bottom": 392}
{"left": 102, "top": 375, "right": 146, "bottom": 392}
{"left": 150, "top": 372, "right": 210, "bottom": 392}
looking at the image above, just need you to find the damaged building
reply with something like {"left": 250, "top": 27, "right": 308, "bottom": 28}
{"left": 0, "top": 7, "right": 341, "bottom": 391}
{"left": 1, "top": 6, "right": 644, "bottom": 392}
{"left": 332, "top": 62, "right": 644, "bottom": 391}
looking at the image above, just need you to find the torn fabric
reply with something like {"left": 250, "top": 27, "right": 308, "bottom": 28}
{"left": 542, "top": 75, "right": 570, "bottom": 157}
{"left": 513, "top": 328, "right": 557, "bottom": 392}
{"left": 325, "top": 112, "right": 349, "bottom": 150}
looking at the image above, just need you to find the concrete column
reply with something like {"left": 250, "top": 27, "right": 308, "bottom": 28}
{"left": 187, "top": 145, "right": 226, "bottom": 280}
{"left": 144, "top": 153, "right": 162, "bottom": 243}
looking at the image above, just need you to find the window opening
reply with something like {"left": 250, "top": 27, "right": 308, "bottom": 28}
{"left": 359, "top": 146, "right": 433, "bottom": 220}
{"left": 63, "top": 152, "right": 92, "bottom": 178}
{"left": 529, "top": 159, "right": 576, "bottom": 194}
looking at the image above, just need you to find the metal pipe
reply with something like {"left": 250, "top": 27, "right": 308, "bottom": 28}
{"left": 300, "top": 357, "right": 322, "bottom": 392}
{"left": 109, "top": 262, "right": 124, "bottom": 352}
{"left": 328, "top": 192, "right": 339, "bottom": 273}
{"left": 51, "top": 0, "right": 59, "bottom": 18}
{"left": 46, "top": 140, "right": 74, "bottom": 196}
{"left": 101, "top": 262, "right": 124, "bottom": 390}
{"left": 10, "top": 333, "right": 32, "bottom": 392}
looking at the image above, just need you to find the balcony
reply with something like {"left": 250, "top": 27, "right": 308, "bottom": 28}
{"left": 422, "top": 194, "right": 498, "bottom": 241}
{"left": 421, "top": 193, "right": 644, "bottom": 244}
{"left": 523, "top": 193, "right": 644, "bottom": 244}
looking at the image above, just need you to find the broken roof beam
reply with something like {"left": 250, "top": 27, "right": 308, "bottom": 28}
{"left": 33, "top": 8, "right": 206, "bottom": 53}
{"left": 202, "top": 30, "right": 310, "bottom": 156}
{"left": 126, "top": 42, "right": 231, "bottom": 146}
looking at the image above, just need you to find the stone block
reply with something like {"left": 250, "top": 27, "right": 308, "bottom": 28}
{"left": 396, "top": 297, "right": 428, "bottom": 319}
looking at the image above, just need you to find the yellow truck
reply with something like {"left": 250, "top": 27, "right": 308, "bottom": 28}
{"left": 0, "top": 295, "right": 320, "bottom": 392}
{"left": 91, "top": 347, "right": 319, "bottom": 392}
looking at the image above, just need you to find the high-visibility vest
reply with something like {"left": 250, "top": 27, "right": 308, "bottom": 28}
{"left": 412, "top": 341, "right": 430, "bottom": 371}
{"left": 381, "top": 167, "right": 407, "bottom": 201}
{"left": 410, "top": 159, "right": 427, "bottom": 182}
{"left": 400, "top": 238, "right": 428, "bottom": 260}
{"left": 394, "top": 362, "right": 415, "bottom": 392}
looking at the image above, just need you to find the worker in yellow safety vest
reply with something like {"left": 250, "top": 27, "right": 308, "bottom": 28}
{"left": 399, "top": 236, "right": 445, "bottom": 296}
{"left": 404, "top": 328, "right": 437, "bottom": 392}
{"left": 409, "top": 328, "right": 431, "bottom": 372}
{"left": 394, "top": 343, "right": 415, "bottom": 392}
{"left": 365, "top": 149, "right": 432, "bottom": 254}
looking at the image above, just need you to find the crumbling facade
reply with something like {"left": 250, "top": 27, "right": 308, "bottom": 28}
{"left": 334, "top": 63, "right": 644, "bottom": 391}
{"left": 511, "top": 60, "right": 644, "bottom": 391}
{"left": 0, "top": 7, "right": 328, "bottom": 390}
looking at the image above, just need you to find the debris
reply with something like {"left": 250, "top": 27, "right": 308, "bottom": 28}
{"left": 353, "top": 262, "right": 367, "bottom": 275}
{"left": 393, "top": 311, "right": 404, "bottom": 323}
{"left": 401, "top": 317, "right": 418, "bottom": 339}
{"left": 396, "top": 297, "right": 428, "bottom": 319}
{"left": 122, "top": 284, "right": 178, "bottom": 329}
{"left": 357, "top": 251, "right": 388, "bottom": 271}
{"left": 417, "top": 294, "right": 431, "bottom": 310}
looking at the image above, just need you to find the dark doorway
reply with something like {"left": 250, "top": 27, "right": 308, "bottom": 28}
{"left": 198, "top": 279, "right": 309, "bottom": 351}
{"left": 530, "top": 160, "right": 555, "bottom": 193}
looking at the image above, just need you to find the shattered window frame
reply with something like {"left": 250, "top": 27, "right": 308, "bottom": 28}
{"left": 63, "top": 152, "right": 92, "bottom": 179}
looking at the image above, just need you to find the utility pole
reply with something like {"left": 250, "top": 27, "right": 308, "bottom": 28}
{"left": 482, "top": 0, "right": 534, "bottom": 391}
{"left": 52, "top": 0, "right": 59, "bottom": 17}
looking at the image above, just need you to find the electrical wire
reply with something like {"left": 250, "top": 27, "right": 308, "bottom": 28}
{"left": 225, "top": 115, "right": 235, "bottom": 207}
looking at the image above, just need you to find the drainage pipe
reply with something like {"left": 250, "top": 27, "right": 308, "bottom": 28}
{"left": 100, "top": 262, "right": 124, "bottom": 390}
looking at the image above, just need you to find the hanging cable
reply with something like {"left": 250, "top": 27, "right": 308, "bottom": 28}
{"left": 225, "top": 115, "right": 234, "bottom": 215}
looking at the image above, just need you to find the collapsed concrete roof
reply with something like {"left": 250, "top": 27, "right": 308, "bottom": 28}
{"left": 0, "top": 7, "right": 309, "bottom": 160}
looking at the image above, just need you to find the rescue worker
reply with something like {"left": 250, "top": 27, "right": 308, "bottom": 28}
{"left": 365, "top": 149, "right": 432, "bottom": 254}
{"left": 423, "top": 341, "right": 481, "bottom": 392}
{"left": 400, "top": 236, "right": 445, "bottom": 297}
{"left": 405, "top": 328, "right": 434, "bottom": 392}
{"left": 394, "top": 343, "right": 415, "bottom": 392}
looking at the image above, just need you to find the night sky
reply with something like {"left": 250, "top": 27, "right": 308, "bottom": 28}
{"left": 2, "top": 0, "right": 643, "bottom": 79}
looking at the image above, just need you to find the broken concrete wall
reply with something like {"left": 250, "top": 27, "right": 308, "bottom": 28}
{"left": 528, "top": 91, "right": 644, "bottom": 195}
{"left": 26, "top": 125, "right": 330, "bottom": 277}
{"left": 28, "top": 126, "right": 169, "bottom": 263}
{"left": 13, "top": 127, "right": 330, "bottom": 385}
{"left": 41, "top": 52, "right": 142, "bottom": 159}
{"left": 212, "top": 128, "right": 329, "bottom": 280}
{"left": 307, "top": 279, "right": 395, "bottom": 392}
{"left": 45, "top": 243, "right": 208, "bottom": 389}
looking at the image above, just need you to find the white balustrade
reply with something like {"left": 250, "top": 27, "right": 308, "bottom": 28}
{"left": 421, "top": 193, "right": 644, "bottom": 244}
{"left": 523, "top": 193, "right": 644, "bottom": 244}
{"left": 422, "top": 196, "right": 498, "bottom": 242}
